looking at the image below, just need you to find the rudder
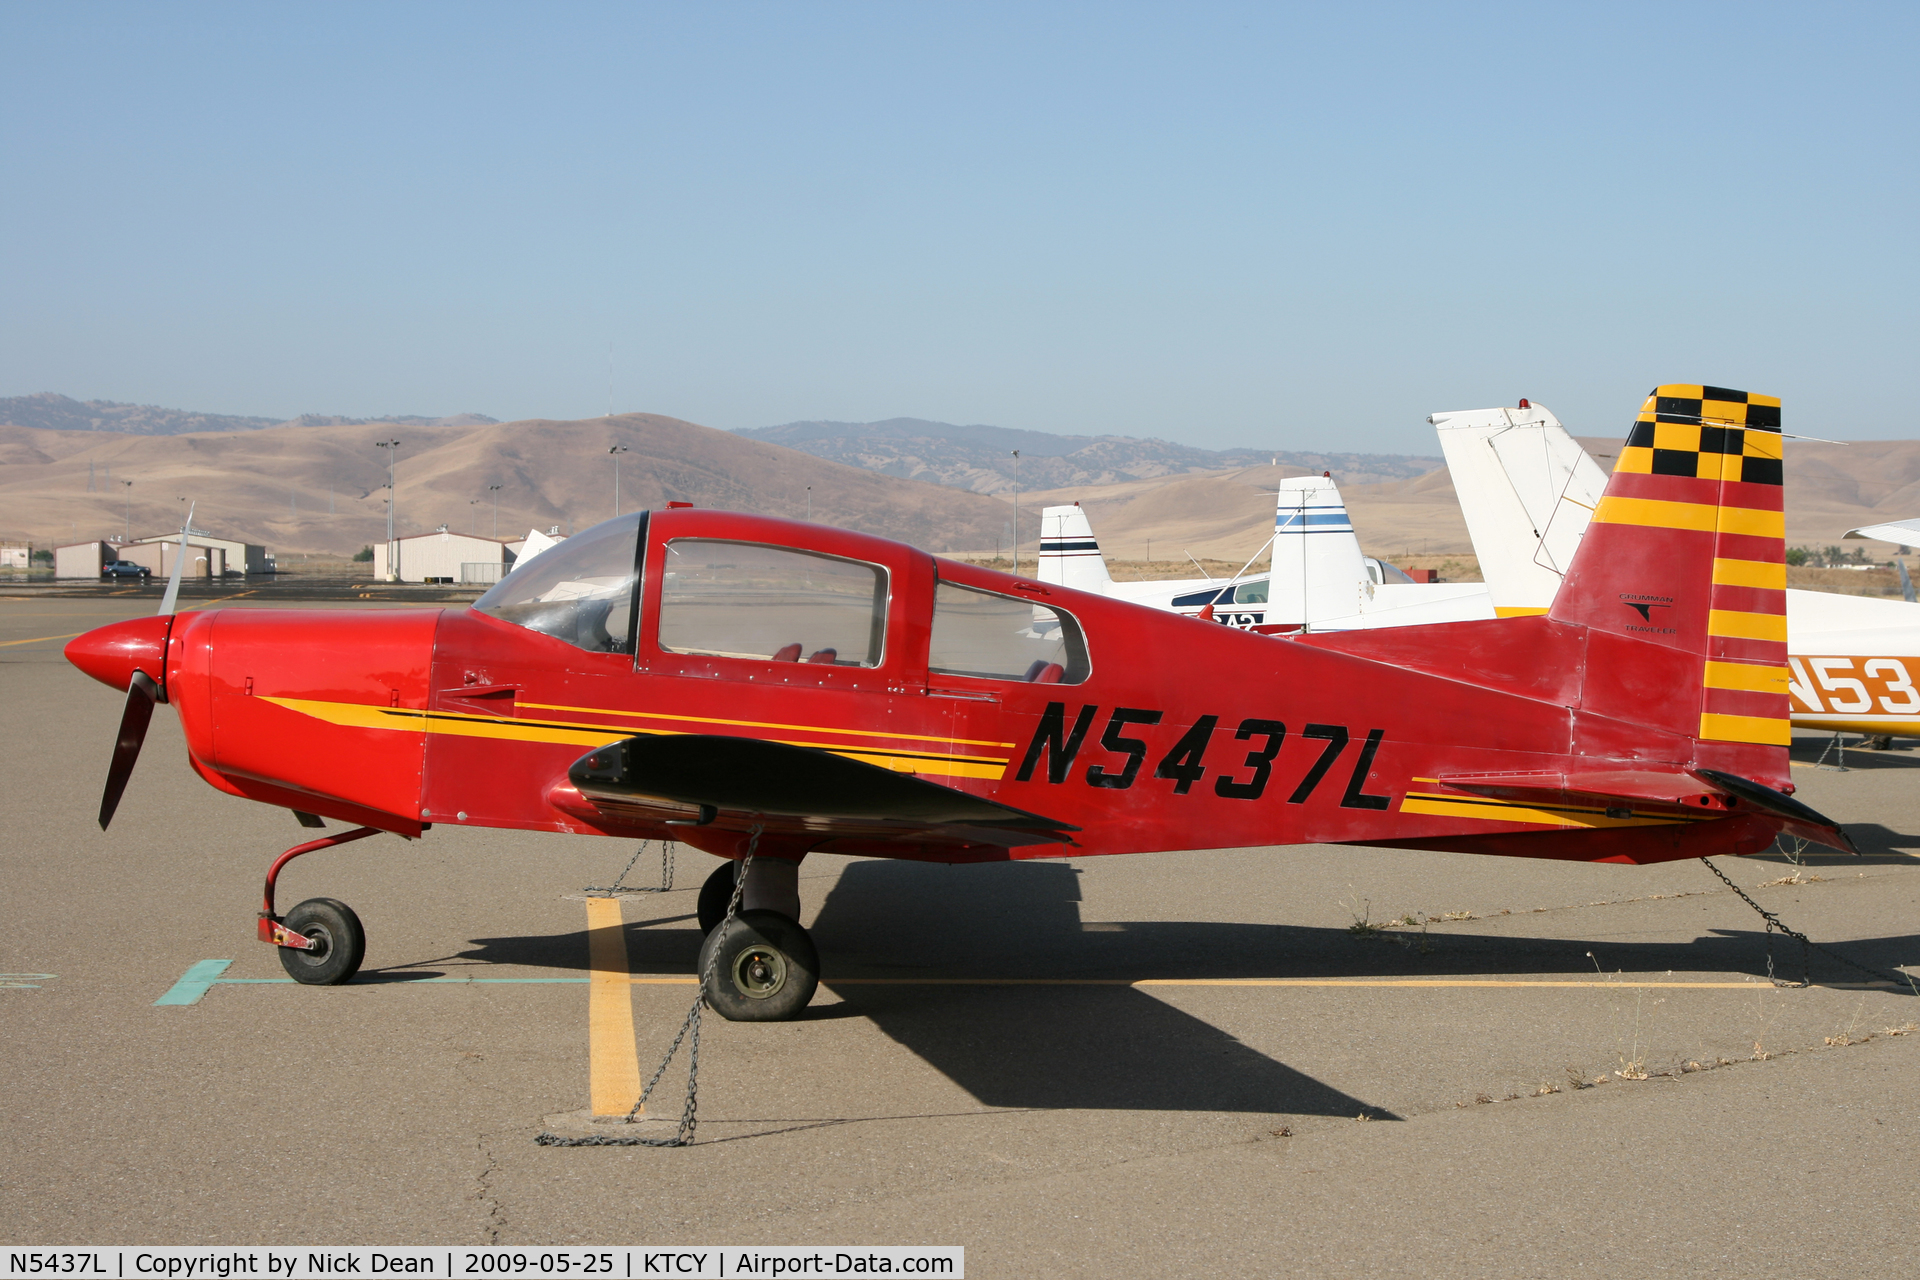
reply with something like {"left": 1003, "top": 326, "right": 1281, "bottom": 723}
{"left": 1550, "top": 385, "right": 1789, "bottom": 788}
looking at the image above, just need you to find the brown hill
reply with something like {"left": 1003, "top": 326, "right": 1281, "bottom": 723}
{"left": 1016, "top": 464, "right": 1480, "bottom": 563}
{"left": 0, "top": 412, "right": 1032, "bottom": 557}
{"left": 1019, "top": 436, "right": 1920, "bottom": 569}
{"left": 1577, "top": 435, "right": 1920, "bottom": 549}
{"left": 0, "top": 391, "right": 497, "bottom": 436}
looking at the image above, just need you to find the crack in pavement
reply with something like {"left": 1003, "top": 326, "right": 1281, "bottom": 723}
{"left": 475, "top": 1136, "right": 506, "bottom": 1244}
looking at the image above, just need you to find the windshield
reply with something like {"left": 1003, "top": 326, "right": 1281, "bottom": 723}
{"left": 474, "top": 513, "right": 644, "bottom": 653}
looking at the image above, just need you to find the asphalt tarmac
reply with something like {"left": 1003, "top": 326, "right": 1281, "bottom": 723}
{"left": 4, "top": 595, "right": 1917, "bottom": 1275}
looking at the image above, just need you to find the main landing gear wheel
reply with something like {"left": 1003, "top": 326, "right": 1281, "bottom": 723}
{"left": 276, "top": 897, "right": 366, "bottom": 985}
{"left": 698, "top": 909, "right": 819, "bottom": 1022}
{"left": 697, "top": 860, "right": 738, "bottom": 934}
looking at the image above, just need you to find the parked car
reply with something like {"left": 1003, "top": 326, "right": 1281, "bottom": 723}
{"left": 101, "top": 560, "right": 152, "bottom": 580}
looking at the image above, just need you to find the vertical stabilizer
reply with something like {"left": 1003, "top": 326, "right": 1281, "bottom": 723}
{"left": 1552, "top": 386, "right": 1789, "bottom": 787}
{"left": 1270, "top": 475, "right": 1370, "bottom": 627}
{"left": 1037, "top": 504, "right": 1113, "bottom": 591}
{"left": 1432, "top": 402, "right": 1607, "bottom": 616}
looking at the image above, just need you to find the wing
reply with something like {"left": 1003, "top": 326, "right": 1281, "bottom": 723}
{"left": 550, "top": 734, "right": 1079, "bottom": 852}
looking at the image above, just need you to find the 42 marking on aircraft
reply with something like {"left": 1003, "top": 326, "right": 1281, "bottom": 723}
{"left": 1014, "top": 702, "right": 1391, "bottom": 808}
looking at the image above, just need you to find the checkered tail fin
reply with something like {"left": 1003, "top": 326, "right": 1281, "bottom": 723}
{"left": 1548, "top": 385, "right": 1789, "bottom": 788}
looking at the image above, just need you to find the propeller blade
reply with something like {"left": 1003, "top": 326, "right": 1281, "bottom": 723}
{"left": 158, "top": 501, "right": 194, "bottom": 617}
{"left": 99, "top": 669, "right": 159, "bottom": 830}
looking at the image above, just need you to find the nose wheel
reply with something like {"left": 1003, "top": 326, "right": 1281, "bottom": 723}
{"left": 275, "top": 897, "right": 366, "bottom": 985}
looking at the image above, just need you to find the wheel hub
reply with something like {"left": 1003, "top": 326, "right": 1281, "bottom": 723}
{"left": 731, "top": 944, "right": 788, "bottom": 1000}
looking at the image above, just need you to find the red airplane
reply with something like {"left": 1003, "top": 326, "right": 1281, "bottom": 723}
{"left": 67, "top": 384, "right": 1849, "bottom": 1021}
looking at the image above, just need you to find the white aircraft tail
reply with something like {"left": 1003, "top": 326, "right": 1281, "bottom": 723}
{"left": 1270, "top": 474, "right": 1372, "bottom": 627}
{"left": 1431, "top": 401, "right": 1606, "bottom": 616}
{"left": 1037, "top": 504, "right": 1114, "bottom": 591}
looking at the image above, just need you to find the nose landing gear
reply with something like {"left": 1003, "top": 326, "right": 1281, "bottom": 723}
{"left": 258, "top": 825, "right": 380, "bottom": 985}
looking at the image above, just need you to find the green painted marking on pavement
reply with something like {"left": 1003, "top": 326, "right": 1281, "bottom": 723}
{"left": 154, "top": 959, "right": 233, "bottom": 1005}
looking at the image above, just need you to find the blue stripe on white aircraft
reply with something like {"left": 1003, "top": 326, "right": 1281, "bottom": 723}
{"left": 1037, "top": 474, "right": 1494, "bottom": 632}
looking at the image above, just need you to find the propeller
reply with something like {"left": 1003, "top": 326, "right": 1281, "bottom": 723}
{"left": 99, "top": 670, "right": 159, "bottom": 829}
{"left": 96, "top": 503, "right": 194, "bottom": 830}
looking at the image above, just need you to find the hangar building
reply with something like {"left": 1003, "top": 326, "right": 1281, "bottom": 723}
{"left": 373, "top": 529, "right": 514, "bottom": 584}
{"left": 129, "top": 532, "right": 270, "bottom": 575}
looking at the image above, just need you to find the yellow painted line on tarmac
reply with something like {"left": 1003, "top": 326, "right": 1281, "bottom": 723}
{"left": 0, "top": 631, "right": 83, "bottom": 648}
{"left": 624, "top": 976, "right": 1774, "bottom": 990}
{"left": 187, "top": 589, "right": 259, "bottom": 609}
{"left": 586, "top": 898, "right": 643, "bottom": 1117}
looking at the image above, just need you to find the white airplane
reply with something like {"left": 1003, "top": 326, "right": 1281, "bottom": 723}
{"left": 1037, "top": 474, "right": 1493, "bottom": 631}
{"left": 1434, "top": 398, "right": 1920, "bottom": 739}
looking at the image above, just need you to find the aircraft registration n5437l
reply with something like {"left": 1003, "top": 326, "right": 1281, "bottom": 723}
{"left": 66, "top": 384, "right": 1851, "bottom": 1021}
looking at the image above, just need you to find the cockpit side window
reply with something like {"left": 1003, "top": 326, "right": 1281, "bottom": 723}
{"left": 474, "top": 513, "right": 645, "bottom": 654}
{"left": 656, "top": 540, "right": 888, "bottom": 667}
{"left": 929, "top": 580, "right": 1090, "bottom": 684}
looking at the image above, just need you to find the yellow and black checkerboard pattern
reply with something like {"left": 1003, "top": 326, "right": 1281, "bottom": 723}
{"left": 1614, "top": 384, "right": 1783, "bottom": 486}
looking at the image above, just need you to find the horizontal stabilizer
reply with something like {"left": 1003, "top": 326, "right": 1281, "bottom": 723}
{"left": 563, "top": 734, "right": 1079, "bottom": 846}
{"left": 1433, "top": 766, "right": 1853, "bottom": 853}
{"left": 1844, "top": 518, "right": 1920, "bottom": 546}
{"left": 1435, "top": 768, "right": 1726, "bottom": 808}
{"left": 1692, "top": 768, "right": 1856, "bottom": 854}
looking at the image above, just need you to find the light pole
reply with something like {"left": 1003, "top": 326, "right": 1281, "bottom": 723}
{"left": 375, "top": 439, "right": 401, "bottom": 580}
{"left": 488, "top": 484, "right": 502, "bottom": 539}
{"left": 1010, "top": 450, "right": 1020, "bottom": 575}
{"left": 121, "top": 479, "right": 133, "bottom": 543}
{"left": 608, "top": 445, "right": 629, "bottom": 518}
{"left": 805, "top": 486, "right": 811, "bottom": 522}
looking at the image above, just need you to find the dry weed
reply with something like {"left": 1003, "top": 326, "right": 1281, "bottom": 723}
{"left": 1340, "top": 888, "right": 1382, "bottom": 936}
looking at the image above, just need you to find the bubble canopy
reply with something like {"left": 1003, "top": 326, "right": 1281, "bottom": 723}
{"left": 474, "top": 513, "right": 644, "bottom": 653}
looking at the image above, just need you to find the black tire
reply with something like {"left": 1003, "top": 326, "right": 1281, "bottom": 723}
{"left": 697, "top": 909, "right": 819, "bottom": 1022}
{"left": 697, "top": 859, "right": 739, "bottom": 934}
{"left": 276, "top": 897, "right": 366, "bottom": 985}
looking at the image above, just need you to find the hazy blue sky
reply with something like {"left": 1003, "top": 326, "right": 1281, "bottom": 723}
{"left": 3, "top": 2, "right": 1914, "bottom": 452}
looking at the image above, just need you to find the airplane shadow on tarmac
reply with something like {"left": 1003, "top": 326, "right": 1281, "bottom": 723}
{"left": 443, "top": 857, "right": 1920, "bottom": 995}
{"left": 433, "top": 858, "right": 1919, "bottom": 1117}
